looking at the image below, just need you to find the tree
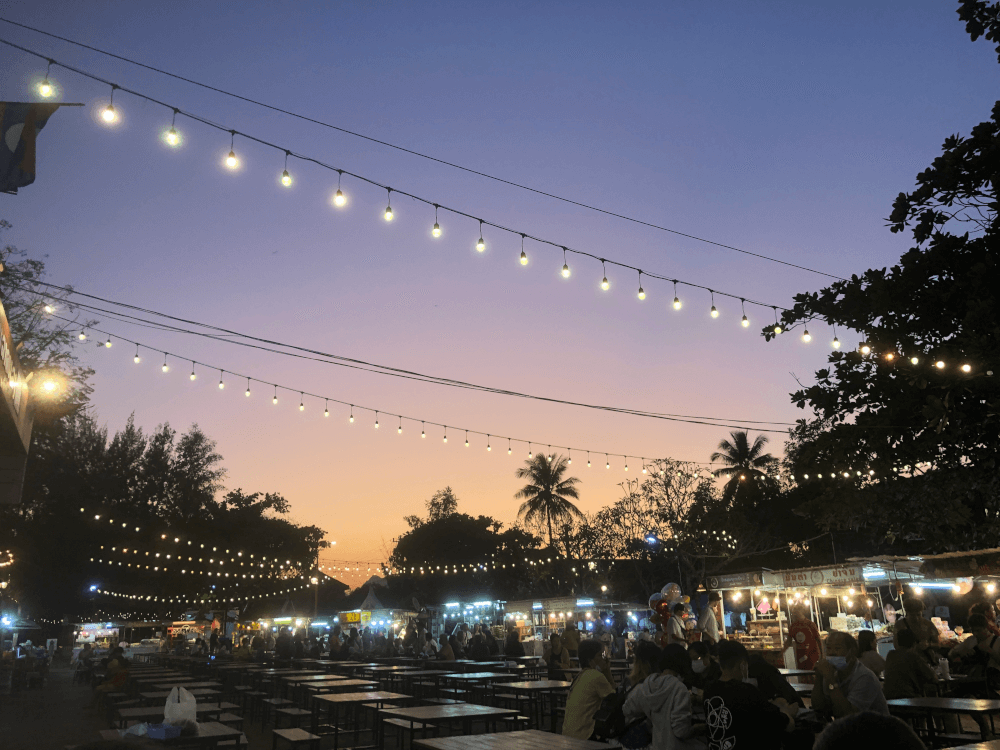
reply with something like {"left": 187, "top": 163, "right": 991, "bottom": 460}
{"left": 767, "top": 3, "right": 1000, "bottom": 552}
{"left": 404, "top": 486, "right": 460, "bottom": 529}
{"left": 514, "top": 454, "right": 582, "bottom": 550}
{"left": 709, "top": 431, "right": 778, "bottom": 510}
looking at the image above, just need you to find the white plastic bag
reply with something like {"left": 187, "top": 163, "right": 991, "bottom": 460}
{"left": 163, "top": 686, "right": 197, "bottom": 726}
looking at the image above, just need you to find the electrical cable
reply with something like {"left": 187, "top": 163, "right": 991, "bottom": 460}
{"left": 0, "top": 17, "right": 847, "bottom": 281}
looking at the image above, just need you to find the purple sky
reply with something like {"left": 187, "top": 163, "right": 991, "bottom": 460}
{"left": 1, "top": 1, "right": 997, "bottom": 579}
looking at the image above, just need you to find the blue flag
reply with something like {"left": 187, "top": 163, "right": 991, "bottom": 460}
{"left": 0, "top": 102, "right": 62, "bottom": 194}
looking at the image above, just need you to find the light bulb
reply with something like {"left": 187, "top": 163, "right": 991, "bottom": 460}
{"left": 333, "top": 189, "right": 346, "bottom": 206}
{"left": 349, "top": 412, "right": 354, "bottom": 422}
{"left": 39, "top": 78, "right": 53, "bottom": 98}
{"left": 562, "top": 264, "right": 571, "bottom": 278}
{"left": 935, "top": 360, "right": 945, "bottom": 369}
{"left": 190, "top": 370, "right": 196, "bottom": 381}
{"left": 226, "top": 151, "right": 238, "bottom": 168}
{"left": 802, "top": 330, "right": 811, "bottom": 342}
{"left": 385, "top": 205, "right": 393, "bottom": 221}
{"left": 398, "top": 425, "right": 402, "bottom": 434}
{"left": 885, "top": 352, "right": 894, "bottom": 361}
{"left": 962, "top": 363, "right": 971, "bottom": 373}
{"left": 300, "top": 402, "right": 305, "bottom": 412}
{"left": 487, "top": 443, "right": 492, "bottom": 451}
{"left": 273, "top": 395, "right": 278, "bottom": 405}
{"left": 606, "top": 459, "right": 610, "bottom": 469}
{"left": 528, "top": 450, "right": 533, "bottom": 458}
{"left": 246, "top": 388, "right": 252, "bottom": 398}
{"left": 601, "top": 277, "right": 610, "bottom": 291}
{"left": 162, "top": 363, "right": 169, "bottom": 373}
{"left": 832, "top": 337, "right": 841, "bottom": 349}
{"left": 910, "top": 356, "right": 919, "bottom": 364}
{"left": 104, "top": 339, "right": 112, "bottom": 348}
{"left": 774, "top": 325, "right": 782, "bottom": 334}
{"left": 166, "top": 127, "right": 179, "bottom": 146}
{"left": 520, "top": 250, "right": 528, "bottom": 266}
{"left": 102, "top": 105, "right": 117, "bottom": 123}
{"left": 465, "top": 438, "right": 469, "bottom": 447}
{"left": 134, "top": 354, "right": 141, "bottom": 364}
{"left": 443, "top": 434, "right": 448, "bottom": 443}
{"left": 476, "top": 237, "right": 485, "bottom": 252}
{"left": 861, "top": 345, "right": 871, "bottom": 355}
{"left": 710, "top": 306, "right": 719, "bottom": 318}
{"left": 218, "top": 378, "right": 225, "bottom": 389}
{"left": 281, "top": 170, "right": 292, "bottom": 187}
{"left": 741, "top": 315, "right": 749, "bottom": 327}
{"left": 637, "top": 287, "right": 645, "bottom": 300}
{"left": 432, "top": 222, "right": 441, "bottom": 237}
{"left": 78, "top": 332, "right": 87, "bottom": 341}
{"left": 374, "top": 417, "right": 378, "bottom": 427}
{"left": 673, "top": 297, "right": 681, "bottom": 310}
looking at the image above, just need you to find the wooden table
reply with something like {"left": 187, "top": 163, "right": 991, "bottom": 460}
{"left": 139, "top": 689, "right": 220, "bottom": 704}
{"left": 115, "top": 704, "right": 229, "bottom": 727}
{"left": 379, "top": 704, "right": 517, "bottom": 744}
{"left": 888, "top": 697, "right": 1000, "bottom": 743}
{"left": 779, "top": 669, "right": 815, "bottom": 677}
{"left": 98, "top": 721, "right": 243, "bottom": 747}
{"left": 415, "top": 729, "right": 607, "bottom": 749}
{"left": 497, "top": 680, "right": 573, "bottom": 729}
{"left": 311, "top": 690, "right": 409, "bottom": 746}
{"left": 153, "top": 682, "right": 221, "bottom": 690}
{"left": 948, "top": 741, "right": 1000, "bottom": 749}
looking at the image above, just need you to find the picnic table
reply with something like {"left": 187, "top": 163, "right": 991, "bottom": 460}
{"left": 378, "top": 704, "right": 518, "bottom": 743}
{"left": 114, "top": 703, "right": 236, "bottom": 728}
{"left": 97, "top": 721, "right": 243, "bottom": 748}
{"left": 414, "top": 729, "right": 607, "bottom": 750}
{"left": 139, "top": 689, "right": 221, "bottom": 704}
{"left": 888, "top": 697, "right": 1000, "bottom": 743}
{"left": 303, "top": 678, "right": 377, "bottom": 698}
{"left": 779, "top": 669, "right": 815, "bottom": 677}
{"left": 496, "top": 680, "right": 573, "bottom": 729}
{"left": 153, "top": 682, "right": 221, "bottom": 690}
{"left": 311, "top": 690, "right": 409, "bottom": 746}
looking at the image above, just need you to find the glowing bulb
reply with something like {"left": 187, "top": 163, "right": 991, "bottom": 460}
{"left": 331, "top": 189, "right": 347, "bottom": 207}
{"left": 832, "top": 337, "right": 841, "bottom": 349}
{"left": 673, "top": 297, "right": 681, "bottom": 310}
{"left": 134, "top": 354, "right": 140, "bottom": 364}
{"left": 39, "top": 78, "right": 53, "bottom": 98}
{"left": 422, "top": 429, "right": 426, "bottom": 438}
{"left": 246, "top": 387, "right": 252, "bottom": 398}
{"left": 710, "top": 306, "right": 719, "bottom": 318}
{"left": 218, "top": 378, "right": 225, "bottom": 390}
{"left": 465, "top": 438, "right": 469, "bottom": 447}
{"left": 281, "top": 170, "right": 292, "bottom": 187}
{"left": 226, "top": 151, "right": 238, "bottom": 168}
{"left": 528, "top": 450, "right": 533, "bottom": 458}
{"left": 520, "top": 250, "right": 528, "bottom": 265}
{"left": 562, "top": 263, "right": 571, "bottom": 278}
{"left": 487, "top": 443, "right": 492, "bottom": 451}
{"left": 398, "top": 425, "right": 402, "bottom": 434}
{"left": 162, "top": 363, "right": 169, "bottom": 373}
{"left": 189, "top": 370, "right": 196, "bottom": 381}
{"left": 962, "top": 364, "right": 971, "bottom": 373}
{"left": 104, "top": 339, "right": 112, "bottom": 348}
{"left": 910, "top": 356, "right": 919, "bottom": 364}
{"left": 885, "top": 352, "right": 895, "bottom": 361}
{"left": 273, "top": 395, "right": 278, "bottom": 405}
{"left": 301, "top": 402, "right": 306, "bottom": 412}
{"left": 443, "top": 434, "right": 448, "bottom": 443}
{"left": 601, "top": 277, "right": 610, "bottom": 291}
{"left": 606, "top": 460, "right": 610, "bottom": 469}
{"left": 774, "top": 325, "right": 782, "bottom": 334}
{"left": 935, "top": 360, "right": 945, "bottom": 369}
{"left": 861, "top": 345, "right": 872, "bottom": 355}
{"left": 166, "top": 127, "right": 179, "bottom": 146}
{"left": 374, "top": 416, "right": 378, "bottom": 427}
{"left": 476, "top": 237, "right": 485, "bottom": 252}
{"left": 741, "top": 315, "right": 749, "bottom": 328}
{"left": 102, "top": 105, "right": 117, "bottom": 123}
{"left": 385, "top": 205, "right": 393, "bottom": 221}
{"left": 432, "top": 222, "right": 441, "bottom": 237}
{"left": 78, "top": 332, "right": 87, "bottom": 341}
{"left": 802, "top": 329, "right": 811, "bottom": 343}
{"left": 349, "top": 412, "right": 354, "bottom": 422}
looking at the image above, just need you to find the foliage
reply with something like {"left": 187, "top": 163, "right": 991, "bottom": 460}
{"left": 709, "top": 431, "right": 779, "bottom": 511}
{"left": 0, "top": 219, "right": 94, "bottom": 421}
{"left": 514, "top": 454, "right": 582, "bottom": 550}
{"left": 0, "top": 413, "right": 326, "bottom": 619}
{"left": 404, "top": 486, "right": 459, "bottom": 529}
{"left": 766, "top": 5, "right": 1000, "bottom": 553}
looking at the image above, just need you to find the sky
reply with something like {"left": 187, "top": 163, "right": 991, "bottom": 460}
{"left": 0, "top": 1, "right": 997, "bottom": 584}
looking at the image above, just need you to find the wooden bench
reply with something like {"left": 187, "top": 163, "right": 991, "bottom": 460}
{"left": 271, "top": 727, "right": 320, "bottom": 750}
{"left": 382, "top": 718, "right": 436, "bottom": 749}
{"left": 275, "top": 707, "right": 312, "bottom": 728}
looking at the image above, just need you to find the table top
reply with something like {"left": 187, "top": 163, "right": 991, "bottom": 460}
{"left": 779, "top": 669, "right": 815, "bottom": 676}
{"left": 502, "top": 680, "right": 573, "bottom": 691}
{"left": 948, "top": 741, "right": 1000, "bottom": 749}
{"left": 118, "top": 704, "right": 227, "bottom": 719}
{"left": 153, "top": 682, "right": 221, "bottom": 690}
{"left": 307, "top": 679, "right": 377, "bottom": 692}
{"left": 887, "top": 697, "right": 1000, "bottom": 714}
{"left": 414, "top": 729, "right": 607, "bottom": 750}
{"left": 285, "top": 674, "right": 347, "bottom": 682}
{"left": 381, "top": 704, "right": 517, "bottom": 722}
{"left": 314, "top": 690, "right": 409, "bottom": 705}
{"left": 441, "top": 672, "right": 512, "bottom": 681}
{"left": 368, "top": 665, "right": 421, "bottom": 672}
{"left": 98, "top": 721, "right": 243, "bottom": 745}
{"left": 140, "top": 689, "right": 220, "bottom": 699}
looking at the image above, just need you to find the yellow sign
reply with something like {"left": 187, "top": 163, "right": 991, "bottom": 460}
{"left": 341, "top": 612, "right": 361, "bottom": 624}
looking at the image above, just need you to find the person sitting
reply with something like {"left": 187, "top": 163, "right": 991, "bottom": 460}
{"left": 704, "top": 640, "right": 798, "bottom": 748}
{"left": 950, "top": 612, "right": 1000, "bottom": 673}
{"left": 857, "top": 630, "right": 886, "bottom": 677}
{"left": 421, "top": 632, "right": 439, "bottom": 657}
{"left": 504, "top": 630, "right": 526, "bottom": 658}
{"left": 624, "top": 643, "right": 704, "bottom": 749}
{"left": 970, "top": 602, "right": 1000, "bottom": 638}
{"left": 467, "top": 633, "right": 491, "bottom": 661}
{"left": 545, "top": 633, "right": 571, "bottom": 681}
{"left": 884, "top": 628, "right": 938, "bottom": 699}
{"left": 624, "top": 640, "right": 660, "bottom": 691}
{"left": 749, "top": 652, "right": 805, "bottom": 707}
{"left": 484, "top": 628, "right": 501, "bottom": 656}
{"left": 562, "top": 640, "right": 616, "bottom": 740}
{"left": 894, "top": 595, "right": 939, "bottom": 652}
{"left": 90, "top": 647, "right": 130, "bottom": 707}
{"left": 812, "top": 631, "right": 889, "bottom": 718}
{"left": 233, "top": 637, "right": 252, "bottom": 662}
{"left": 814, "top": 712, "right": 926, "bottom": 750}
{"left": 687, "top": 640, "right": 722, "bottom": 692}
{"left": 437, "top": 633, "right": 456, "bottom": 661}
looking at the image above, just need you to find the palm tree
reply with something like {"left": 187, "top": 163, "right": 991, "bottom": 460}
{"left": 710, "top": 430, "right": 776, "bottom": 505}
{"left": 515, "top": 454, "right": 582, "bottom": 550}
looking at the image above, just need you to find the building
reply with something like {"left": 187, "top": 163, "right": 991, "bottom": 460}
{"left": 0, "top": 296, "right": 32, "bottom": 506}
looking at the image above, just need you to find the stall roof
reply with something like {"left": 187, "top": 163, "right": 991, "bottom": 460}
{"left": 849, "top": 548, "right": 1000, "bottom": 580}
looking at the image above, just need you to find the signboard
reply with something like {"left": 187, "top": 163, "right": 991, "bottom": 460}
{"left": 706, "top": 572, "right": 764, "bottom": 590}
{"left": 361, "top": 611, "right": 371, "bottom": 628}
{"left": 764, "top": 565, "right": 864, "bottom": 588}
{"left": 341, "top": 612, "right": 361, "bottom": 624}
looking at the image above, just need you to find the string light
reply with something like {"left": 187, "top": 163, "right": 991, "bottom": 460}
{"left": 601, "top": 260, "right": 610, "bottom": 291}
{"left": 280, "top": 150, "right": 292, "bottom": 187}
{"left": 568, "top": 450, "right": 572, "bottom": 465}
{"left": 443, "top": 427, "right": 447, "bottom": 443}
{"left": 384, "top": 189, "right": 393, "bottom": 221}
{"left": 422, "top": 422, "right": 426, "bottom": 438}
{"left": 802, "top": 324, "right": 812, "bottom": 343}
{"left": 672, "top": 280, "right": 681, "bottom": 310}
{"left": 38, "top": 59, "right": 54, "bottom": 97}
{"left": 300, "top": 393, "right": 306, "bottom": 411}
{"left": 218, "top": 370, "right": 225, "bottom": 389}
{"left": 161, "top": 354, "right": 169, "bottom": 373}
{"left": 832, "top": 324, "right": 840, "bottom": 349}
{"left": 432, "top": 205, "right": 442, "bottom": 237}
{"left": 79, "top": 330, "right": 87, "bottom": 341}
{"left": 246, "top": 378, "right": 252, "bottom": 397}
{"left": 133, "top": 345, "right": 140, "bottom": 364}
{"left": 189, "top": 362, "right": 196, "bottom": 381}
{"left": 606, "top": 454, "right": 610, "bottom": 469}
{"left": 860, "top": 343, "right": 872, "bottom": 355}
{"left": 587, "top": 452, "right": 591, "bottom": 467}
{"left": 772, "top": 308, "right": 782, "bottom": 335}
{"left": 476, "top": 221, "right": 486, "bottom": 252}
{"left": 528, "top": 443, "right": 533, "bottom": 459}
{"left": 910, "top": 356, "right": 919, "bottom": 365}
{"left": 465, "top": 430, "right": 469, "bottom": 447}
{"left": 104, "top": 336, "right": 112, "bottom": 348}
{"left": 936, "top": 361, "right": 945, "bottom": 369}
{"left": 324, "top": 399, "right": 329, "bottom": 416}
{"left": 741, "top": 299, "right": 749, "bottom": 328}
{"left": 710, "top": 291, "right": 719, "bottom": 318}
{"left": 519, "top": 233, "right": 528, "bottom": 266}
{"left": 349, "top": 405, "right": 354, "bottom": 422}
{"left": 102, "top": 85, "right": 118, "bottom": 123}
{"left": 165, "top": 108, "right": 180, "bottom": 147}
{"left": 508, "top": 438, "right": 511, "bottom": 455}
{"left": 487, "top": 435, "right": 491, "bottom": 451}
{"left": 625, "top": 458, "right": 629, "bottom": 471}
{"left": 962, "top": 364, "right": 972, "bottom": 373}
{"left": 333, "top": 170, "right": 346, "bottom": 206}
{"left": 637, "top": 271, "right": 645, "bottom": 300}
{"left": 561, "top": 248, "right": 571, "bottom": 278}
{"left": 273, "top": 385, "right": 278, "bottom": 405}
{"left": 225, "top": 130, "right": 238, "bottom": 169}
{"left": 374, "top": 410, "right": 378, "bottom": 427}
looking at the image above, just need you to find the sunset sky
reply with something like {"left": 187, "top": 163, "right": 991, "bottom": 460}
{"left": 1, "top": 1, "right": 996, "bottom": 584}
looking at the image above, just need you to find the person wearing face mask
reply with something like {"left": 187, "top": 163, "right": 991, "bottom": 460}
{"left": 704, "top": 640, "right": 797, "bottom": 749}
{"left": 811, "top": 631, "right": 889, "bottom": 719}
{"left": 686, "top": 641, "right": 721, "bottom": 692}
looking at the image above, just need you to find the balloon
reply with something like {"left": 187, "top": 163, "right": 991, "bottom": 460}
{"left": 649, "top": 613, "right": 662, "bottom": 625}
{"left": 682, "top": 596, "right": 691, "bottom": 604}
{"left": 654, "top": 599, "right": 673, "bottom": 617}
{"left": 661, "top": 583, "right": 682, "bottom": 601}
{"left": 648, "top": 592, "right": 664, "bottom": 610}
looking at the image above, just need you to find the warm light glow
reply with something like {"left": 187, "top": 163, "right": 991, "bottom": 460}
{"left": 44, "top": 304, "right": 54, "bottom": 314}
{"left": 134, "top": 354, "right": 140, "bottom": 364}
{"left": 601, "top": 277, "right": 610, "bottom": 291}
{"left": 820, "top": 588, "right": 827, "bottom": 595}
{"left": 520, "top": 251, "right": 528, "bottom": 265}
{"left": 102, "top": 105, "right": 117, "bottom": 123}
{"left": 385, "top": 205, "right": 393, "bottom": 221}
{"left": 710, "top": 306, "right": 719, "bottom": 318}
{"left": 867, "top": 599, "right": 874, "bottom": 607}
{"left": 226, "top": 151, "right": 238, "bottom": 168}
{"left": 476, "top": 237, "right": 485, "bottom": 252}
{"left": 774, "top": 325, "right": 782, "bottom": 334}
{"left": 910, "top": 357, "right": 919, "bottom": 364}
{"left": 301, "top": 402, "right": 306, "bottom": 412}
{"left": 885, "top": 352, "right": 894, "bottom": 361}
{"left": 39, "top": 79, "right": 53, "bottom": 98}
{"left": 190, "top": 371, "right": 197, "bottom": 381}
{"left": 741, "top": 315, "right": 749, "bottom": 327}
{"left": 104, "top": 339, "right": 112, "bottom": 348}
{"left": 832, "top": 337, "right": 841, "bottom": 349}
{"left": 162, "top": 363, "right": 169, "bottom": 373}
{"left": 333, "top": 189, "right": 346, "bottom": 206}
{"left": 637, "top": 287, "right": 645, "bottom": 300}
{"left": 673, "top": 297, "right": 681, "bottom": 310}
{"left": 860, "top": 344, "right": 871, "bottom": 355}
{"left": 281, "top": 170, "right": 292, "bottom": 187}
{"left": 432, "top": 222, "right": 441, "bottom": 237}
{"left": 165, "top": 127, "right": 179, "bottom": 146}
{"left": 562, "top": 264, "right": 571, "bottom": 278}
{"left": 42, "top": 379, "right": 58, "bottom": 392}
{"left": 218, "top": 379, "right": 225, "bottom": 390}
{"left": 935, "top": 360, "right": 945, "bottom": 369}
{"left": 273, "top": 395, "right": 279, "bottom": 405}
{"left": 802, "top": 329, "right": 812, "bottom": 342}
{"left": 988, "top": 583, "right": 996, "bottom": 594}
{"left": 962, "top": 364, "right": 971, "bottom": 373}
{"left": 246, "top": 387, "right": 252, "bottom": 397}
{"left": 78, "top": 332, "right": 87, "bottom": 341}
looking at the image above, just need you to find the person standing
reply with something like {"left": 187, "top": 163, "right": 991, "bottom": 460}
{"left": 666, "top": 604, "right": 688, "bottom": 649}
{"left": 209, "top": 628, "right": 219, "bottom": 655}
{"left": 698, "top": 593, "right": 722, "bottom": 645}
{"left": 563, "top": 621, "right": 581, "bottom": 660}
{"left": 788, "top": 606, "right": 822, "bottom": 671}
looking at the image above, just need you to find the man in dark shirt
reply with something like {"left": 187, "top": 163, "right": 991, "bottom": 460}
{"left": 884, "top": 628, "right": 938, "bottom": 699}
{"left": 704, "top": 640, "right": 797, "bottom": 750}
{"left": 275, "top": 627, "right": 294, "bottom": 660}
